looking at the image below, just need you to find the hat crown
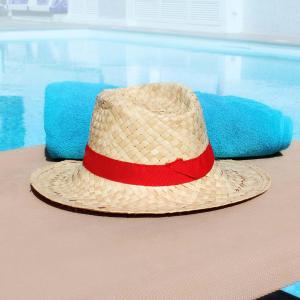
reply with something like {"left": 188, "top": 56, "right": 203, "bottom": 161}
{"left": 88, "top": 83, "right": 209, "bottom": 164}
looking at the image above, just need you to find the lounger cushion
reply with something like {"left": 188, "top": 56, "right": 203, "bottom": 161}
{"left": 0, "top": 143, "right": 299, "bottom": 299}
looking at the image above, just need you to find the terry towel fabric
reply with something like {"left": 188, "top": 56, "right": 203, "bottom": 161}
{"left": 45, "top": 82, "right": 115, "bottom": 159}
{"left": 196, "top": 92, "right": 293, "bottom": 158}
{"left": 44, "top": 82, "right": 293, "bottom": 159}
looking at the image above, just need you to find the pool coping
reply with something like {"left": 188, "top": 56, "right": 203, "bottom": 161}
{"left": 2, "top": 17, "right": 300, "bottom": 48}
{"left": 1, "top": 25, "right": 300, "bottom": 61}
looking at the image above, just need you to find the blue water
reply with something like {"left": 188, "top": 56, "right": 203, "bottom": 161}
{"left": 1, "top": 30, "right": 300, "bottom": 151}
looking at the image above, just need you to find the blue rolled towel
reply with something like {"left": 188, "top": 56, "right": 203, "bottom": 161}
{"left": 45, "top": 82, "right": 115, "bottom": 159}
{"left": 45, "top": 82, "right": 293, "bottom": 159}
{"left": 196, "top": 92, "right": 293, "bottom": 158}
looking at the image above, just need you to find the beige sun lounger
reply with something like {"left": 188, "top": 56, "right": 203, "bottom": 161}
{"left": 1, "top": 142, "right": 299, "bottom": 300}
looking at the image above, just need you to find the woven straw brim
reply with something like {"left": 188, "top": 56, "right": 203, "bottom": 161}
{"left": 30, "top": 159, "right": 271, "bottom": 215}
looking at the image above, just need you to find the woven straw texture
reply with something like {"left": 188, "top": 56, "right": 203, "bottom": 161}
{"left": 31, "top": 83, "right": 271, "bottom": 215}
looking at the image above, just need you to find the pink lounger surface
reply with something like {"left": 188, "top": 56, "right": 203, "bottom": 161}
{"left": 1, "top": 143, "right": 300, "bottom": 300}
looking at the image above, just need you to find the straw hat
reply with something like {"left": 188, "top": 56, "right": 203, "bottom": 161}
{"left": 31, "top": 83, "right": 271, "bottom": 215}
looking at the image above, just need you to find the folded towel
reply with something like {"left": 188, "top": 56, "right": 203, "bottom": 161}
{"left": 45, "top": 82, "right": 115, "bottom": 159}
{"left": 45, "top": 82, "right": 293, "bottom": 159}
{"left": 196, "top": 92, "right": 293, "bottom": 158}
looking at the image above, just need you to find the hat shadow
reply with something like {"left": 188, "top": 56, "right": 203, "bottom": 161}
{"left": 44, "top": 147, "right": 82, "bottom": 162}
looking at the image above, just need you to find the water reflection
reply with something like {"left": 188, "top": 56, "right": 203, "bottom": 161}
{"left": 0, "top": 37, "right": 299, "bottom": 150}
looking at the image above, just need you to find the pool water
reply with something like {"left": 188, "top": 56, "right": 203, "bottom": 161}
{"left": 0, "top": 29, "right": 300, "bottom": 151}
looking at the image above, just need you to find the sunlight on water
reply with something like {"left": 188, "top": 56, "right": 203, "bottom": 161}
{"left": 0, "top": 32, "right": 300, "bottom": 150}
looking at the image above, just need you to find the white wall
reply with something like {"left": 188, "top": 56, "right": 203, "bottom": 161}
{"left": 243, "top": 0, "right": 300, "bottom": 38}
{"left": 65, "top": 0, "right": 300, "bottom": 39}
{"left": 66, "top": 0, "right": 227, "bottom": 33}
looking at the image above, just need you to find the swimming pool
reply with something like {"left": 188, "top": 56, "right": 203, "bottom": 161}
{"left": 1, "top": 29, "right": 300, "bottom": 151}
